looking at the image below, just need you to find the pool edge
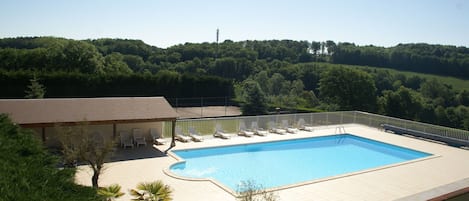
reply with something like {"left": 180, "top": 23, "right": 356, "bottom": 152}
{"left": 164, "top": 151, "right": 240, "bottom": 196}
{"left": 165, "top": 133, "right": 441, "bottom": 197}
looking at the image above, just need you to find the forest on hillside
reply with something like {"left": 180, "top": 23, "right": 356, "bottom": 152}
{"left": 1, "top": 37, "right": 469, "bottom": 130}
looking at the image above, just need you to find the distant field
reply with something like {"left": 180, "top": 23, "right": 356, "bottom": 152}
{"left": 335, "top": 64, "right": 469, "bottom": 91}
{"left": 393, "top": 71, "right": 469, "bottom": 91}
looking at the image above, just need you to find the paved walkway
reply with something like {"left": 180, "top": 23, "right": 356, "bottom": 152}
{"left": 75, "top": 124, "right": 469, "bottom": 201}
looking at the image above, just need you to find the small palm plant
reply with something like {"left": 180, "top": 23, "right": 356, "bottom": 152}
{"left": 130, "top": 180, "right": 173, "bottom": 201}
{"left": 97, "top": 184, "right": 125, "bottom": 201}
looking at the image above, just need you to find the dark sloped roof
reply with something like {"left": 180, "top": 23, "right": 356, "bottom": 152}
{"left": 0, "top": 97, "right": 178, "bottom": 127}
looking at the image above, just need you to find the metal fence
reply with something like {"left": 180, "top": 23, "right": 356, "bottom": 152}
{"left": 162, "top": 111, "right": 469, "bottom": 143}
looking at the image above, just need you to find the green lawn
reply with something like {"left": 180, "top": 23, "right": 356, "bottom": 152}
{"left": 356, "top": 66, "right": 469, "bottom": 91}
{"left": 315, "top": 62, "right": 469, "bottom": 91}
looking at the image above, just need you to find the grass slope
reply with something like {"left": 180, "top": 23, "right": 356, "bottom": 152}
{"left": 316, "top": 62, "right": 469, "bottom": 91}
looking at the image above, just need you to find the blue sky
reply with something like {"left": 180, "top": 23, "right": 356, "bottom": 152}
{"left": 1, "top": 0, "right": 468, "bottom": 48}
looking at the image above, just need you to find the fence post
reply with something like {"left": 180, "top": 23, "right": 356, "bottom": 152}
{"left": 368, "top": 113, "right": 372, "bottom": 127}
{"left": 200, "top": 97, "right": 203, "bottom": 117}
{"left": 353, "top": 111, "right": 357, "bottom": 124}
{"left": 326, "top": 112, "right": 329, "bottom": 125}
{"left": 225, "top": 96, "right": 227, "bottom": 116}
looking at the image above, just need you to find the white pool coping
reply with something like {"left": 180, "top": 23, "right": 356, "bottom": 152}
{"left": 75, "top": 124, "right": 469, "bottom": 201}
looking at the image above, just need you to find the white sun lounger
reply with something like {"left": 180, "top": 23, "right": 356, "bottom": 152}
{"left": 268, "top": 121, "right": 286, "bottom": 134}
{"left": 282, "top": 120, "right": 299, "bottom": 134}
{"left": 150, "top": 128, "right": 167, "bottom": 145}
{"left": 238, "top": 121, "right": 254, "bottom": 137}
{"left": 132, "top": 128, "right": 147, "bottom": 147}
{"left": 188, "top": 127, "right": 204, "bottom": 142}
{"left": 119, "top": 131, "right": 134, "bottom": 148}
{"left": 298, "top": 118, "right": 314, "bottom": 132}
{"left": 175, "top": 127, "right": 191, "bottom": 142}
{"left": 214, "top": 123, "right": 231, "bottom": 139}
{"left": 251, "top": 121, "right": 268, "bottom": 136}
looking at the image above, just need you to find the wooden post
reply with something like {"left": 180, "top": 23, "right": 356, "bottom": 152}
{"left": 165, "top": 119, "right": 177, "bottom": 154}
{"left": 112, "top": 123, "right": 116, "bottom": 138}
{"left": 171, "top": 120, "right": 176, "bottom": 147}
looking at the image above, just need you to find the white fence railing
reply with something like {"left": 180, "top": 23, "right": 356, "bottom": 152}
{"left": 163, "top": 111, "right": 469, "bottom": 143}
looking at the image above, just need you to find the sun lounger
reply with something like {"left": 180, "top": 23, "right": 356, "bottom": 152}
{"left": 150, "top": 128, "right": 167, "bottom": 145}
{"left": 238, "top": 121, "right": 254, "bottom": 137}
{"left": 282, "top": 120, "right": 299, "bottom": 134}
{"left": 175, "top": 127, "right": 191, "bottom": 142}
{"left": 268, "top": 121, "right": 287, "bottom": 134}
{"left": 176, "top": 134, "right": 191, "bottom": 142}
{"left": 214, "top": 123, "right": 231, "bottom": 139}
{"left": 251, "top": 121, "right": 268, "bottom": 136}
{"left": 132, "top": 128, "right": 147, "bottom": 147}
{"left": 188, "top": 127, "right": 204, "bottom": 142}
{"left": 297, "top": 118, "right": 314, "bottom": 132}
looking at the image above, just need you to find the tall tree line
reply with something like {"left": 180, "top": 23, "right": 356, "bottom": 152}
{"left": 332, "top": 43, "right": 469, "bottom": 78}
{"left": 1, "top": 37, "right": 469, "bottom": 129}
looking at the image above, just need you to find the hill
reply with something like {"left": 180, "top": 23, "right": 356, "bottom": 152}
{"left": 0, "top": 37, "right": 468, "bottom": 130}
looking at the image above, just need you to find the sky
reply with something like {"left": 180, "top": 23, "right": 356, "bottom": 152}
{"left": 0, "top": 0, "right": 468, "bottom": 48}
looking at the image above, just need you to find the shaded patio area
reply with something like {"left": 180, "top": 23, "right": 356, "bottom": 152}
{"left": 109, "top": 145, "right": 167, "bottom": 163}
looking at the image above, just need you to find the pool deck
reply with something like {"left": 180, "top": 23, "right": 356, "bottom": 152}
{"left": 75, "top": 124, "right": 469, "bottom": 201}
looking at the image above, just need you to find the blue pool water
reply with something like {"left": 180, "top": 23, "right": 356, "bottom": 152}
{"left": 170, "top": 134, "right": 431, "bottom": 191}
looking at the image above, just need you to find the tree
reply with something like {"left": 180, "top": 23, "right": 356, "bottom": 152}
{"left": 290, "top": 79, "right": 305, "bottom": 97}
{"left": 456, "top": 90, "right": 469, "bottom": 106}
{"left": 318, "top": 67, "right": 377, "bottom": 111}
{"left": 268, "top": 73, "right": 286, "bottom": 95}
{"left": 379, "top": 86, "right": 423, "bottom": 120}
{"left": 241, "top": 80, "right": 268, "bottom": 115}
{"left": 62, "top": 40, "right": 105, "bottom": 73}
{"left": 301, "top": 90, "right": 320, "bottom": 107}
{"left": 24, "top": 75, "right": 46, "bottom": 98}
{"left": 98, "top": 184, "right": 125, "bottom": 201}
{"left": 254, "top": 70, "right": 270, "bottom": 93}
{"left": 325, "top": 40, "right": 336, "bottom": 55}
{"left": 420, "top": 79, "right": 452, "bottom": 99}
{"left": 0, "top": 114, "right": 100, "bottom": 201}
{"left": 311, "top": 41, "right": 321, "bottom": 56}
{"left": 56, "top": 122, "right": 116, "bottom": 188}
{"left": 130, "top": 181, "right": 173, "bottom": 201}
{"left": 103, "top": 53, "right": 133, "bottom": 74}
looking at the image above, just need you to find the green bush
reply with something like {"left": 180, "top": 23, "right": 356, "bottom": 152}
{"left": 0, "top": 114, "right": 100, "bottom": 201}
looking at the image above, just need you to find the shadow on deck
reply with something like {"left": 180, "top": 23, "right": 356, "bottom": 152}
{"left": 108, "top": 145, "right": 168, "bottom": 163}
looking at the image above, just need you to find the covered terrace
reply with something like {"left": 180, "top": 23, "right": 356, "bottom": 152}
{"left": 0, "top": 97, "right": 179, "bottom": 150}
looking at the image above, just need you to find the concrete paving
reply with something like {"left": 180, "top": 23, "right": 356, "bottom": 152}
{"left": 75, "top": 124, "right": 469, "bottom": 201}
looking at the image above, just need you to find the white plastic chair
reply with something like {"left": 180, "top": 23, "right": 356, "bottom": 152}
{"left": 132, "top": 128, "right": 147, "bottom": 147}
{"left": 119, "top": 131, "right": 134, "bottom": 148}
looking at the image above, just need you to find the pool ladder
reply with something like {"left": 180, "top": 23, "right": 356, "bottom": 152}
{"left": 335, "top": 126, "right": 346, "bottom": 134}
{"left": 335, "top": 126, "right": 347, "bottom": 143}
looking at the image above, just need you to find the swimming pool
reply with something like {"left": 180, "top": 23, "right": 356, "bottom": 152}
{"left": 169, "top": 134, "right": 431, "bottom": 192}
